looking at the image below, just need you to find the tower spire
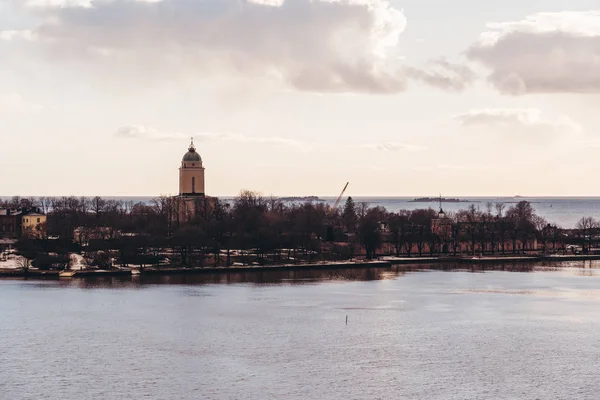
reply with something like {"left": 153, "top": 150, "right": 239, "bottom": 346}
{"left": 189, "top": 137, "right": 195, "bottom": 151}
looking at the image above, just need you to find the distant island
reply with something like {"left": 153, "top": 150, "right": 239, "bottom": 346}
{"left": 409, "top": 197, "right": 471, "bottom": 203}
{"left": 278, "top": 196, "right": 323, "bottom": 202}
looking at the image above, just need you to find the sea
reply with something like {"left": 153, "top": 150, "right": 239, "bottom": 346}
{"left": 322, "top": 196, "right": 600, "bottom": 229}
{"left": 3, "top": 263, "right": 600, "bottom": 399}
{"left": 3, "top": 196, "right": 600, "bottom": 228}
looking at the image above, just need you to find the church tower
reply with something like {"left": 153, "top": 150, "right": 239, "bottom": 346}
{"left": 179, "top": 138, "right": 205, "bottom": 196}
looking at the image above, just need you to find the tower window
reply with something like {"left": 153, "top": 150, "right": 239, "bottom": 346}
{"left": 192, "top": 163, "right": 195, "bottom": 166}
{"left": 192, "top": 177, "right": 196, "bottom": 193}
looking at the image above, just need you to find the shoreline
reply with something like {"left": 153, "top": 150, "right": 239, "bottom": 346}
{"left": 2, "top": 255, "right": 600, "bottom": 279}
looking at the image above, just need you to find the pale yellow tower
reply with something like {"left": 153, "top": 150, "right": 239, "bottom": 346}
{"left": 179, "top": 138, "right": 205, "bottom": 196}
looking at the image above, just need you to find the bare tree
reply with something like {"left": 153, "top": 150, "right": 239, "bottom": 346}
{"left": 17, "top": 256, "right": 31, "bottom": 273}
{"left": 495, "top": 202, "right": 505, "bottom": 218}
{"left": 533, "top": 215, "right": 549, "bottom": 253}
{"left": 91, "top": 196, "right": 107, "bottom": 219}
{"left": 576, "top": 217, "right": 597, "bottom": 254}
{"left": 37, "top": 196, "right": 51, "bottom": 214}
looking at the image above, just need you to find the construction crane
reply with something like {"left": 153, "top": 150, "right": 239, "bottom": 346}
{"left": 332, "top": 182, "right": 350, "bottom": 212}
{"left": 325, "top": 182, "right": 349, "bottom": 242}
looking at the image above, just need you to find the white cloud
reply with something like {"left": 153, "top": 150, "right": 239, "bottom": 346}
{"left": 116, "top": 125, "right": 169, "bottom": 139}
{"left": 453, "top": 108, "right": 582, "bottom": 134}
{"left": 467, "top": 11, "right": 600, "bottom": 94}
{"left": 23, "top": 0, "right": 93, "bottom": 8}
{"left": 406, "top": 59, "right": 475, "bottom": 92}
{"left": 1, "top": 0, "right": 475, "bottom": 94}
{"left": 0, "top": 30, "right": 35, "bottom": 41}
{"left": 360, "top": 142, "right": 426, "bottom": 152}
{"left": 1, "top": 0, "right": 410, "bottom": 94}
{"left": 438, "top": 164, "right": 484, "bottom": 171}
{"left": 116, "top": 125, "right": 307, "bottom": 148}
{"left": 248, "top": 0, "right": 285, "bottom": 6}
{"left": 119, "top": 126, "right": 430, "bottom": 154}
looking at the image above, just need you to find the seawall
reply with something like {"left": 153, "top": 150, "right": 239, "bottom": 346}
{"left": 2, "top": 255, "right": 600, "bottom": 279}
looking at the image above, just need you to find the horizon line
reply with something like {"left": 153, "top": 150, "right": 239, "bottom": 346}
{"left": 6, "top": 194, "right": 600, "bottom": 199}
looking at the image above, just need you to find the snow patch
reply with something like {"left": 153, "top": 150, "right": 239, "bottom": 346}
{"left": 69, "top": 254, "right": 88, "bottom": 270}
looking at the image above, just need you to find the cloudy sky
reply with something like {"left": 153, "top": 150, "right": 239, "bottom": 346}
{"left": 2, "top": 0, "right": 600, "bottom": 197}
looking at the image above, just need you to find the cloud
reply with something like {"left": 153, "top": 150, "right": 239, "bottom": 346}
{"left": 1, "top": 0, "right": 476, "bottom": 94}
{"left": 119, "top": 125, "right": 430, "bottom": 154}
{"left": 0, "top": 30, "right": 36, "bottom": 41}
{"left": 467, "top": 11, "right": 600, "bottom": 94}
{"left": 2, "top": 0, "right": 410, "bottom": 94}
{"left": 23, "top": 0, "right": 93, "bottom": 8}
{"left": 453, "top": 108, "right": 582, "bottom": 134}
{"left": 406, "top": 59, "right": 476, "bottom": 92}
{"left": 116, "top": 125, "right": 307, "bottom": 148}
{"left": 116, "top": 125, "right": 168, "bottom": 139}
{"left": 438, "top": 164, "right": 485, "bottom": 171}
{"left": 360, "top": 142, "right": 426, "bottom": 152}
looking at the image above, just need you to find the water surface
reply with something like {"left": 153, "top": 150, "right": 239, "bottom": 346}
{"left": 2, "top": 263, "right": 600, "bottom": 399}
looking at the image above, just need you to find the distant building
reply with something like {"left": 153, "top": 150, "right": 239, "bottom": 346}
{"left": 172, "top": 139, "right": 217, "bottom": 223}
{"left": 179, "top": 138, "right": 205, "bottom": 197}
{"left": 431, "top": 206, "right": 451, "bottom": 237}
{"left": 73, "top": 226, "right": 120, "bottom": 244}
{"left": 0, "top": 208, "right": 47, "bottom": 239}
{"left": 21, "top": 212, "right": 47, "bottom": 238}
{"left": 0, "top": 209, "right": 20, "bottom": 238}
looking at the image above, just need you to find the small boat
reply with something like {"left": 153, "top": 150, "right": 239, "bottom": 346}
{"left": 131, "top": 268, "right": 141, "bottom": 275}
{"left": 59, "top": 270, "right": 77, "bottom": 277}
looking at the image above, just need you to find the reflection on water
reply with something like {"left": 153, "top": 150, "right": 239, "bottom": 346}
{"left": 55, "top": 266, "right": 404, "bottom": 289}
{"left": 10, "top": 259, "right": 600, "bottom": 289}
{"left": 5, "top": 261, "right": 600, "bottom": 399}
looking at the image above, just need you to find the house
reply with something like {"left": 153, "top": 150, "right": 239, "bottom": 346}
{"left": 73, "top": 226, "right": 120, "bottom": 244}
{"left": 0, "top": 209, "right": 22, "bottom": 239}
{"left": 0, "top": 208, "right": 47, "bottom": 239}
{"left": 21, "top": 212, "right": 47, "bottom": 238}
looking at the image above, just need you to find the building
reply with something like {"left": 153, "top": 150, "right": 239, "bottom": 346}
{"left": 0, "top": 209, "right": 21, "bottom": 239}
{"left": 73, "top": 226, "right": 120, "bottom": 244}
{"left": 21, "top": 211, "right": 47, "bottom": 238}
{"left": 0, "top": 208, "right": 47, "bottom": 239}
{"left": 179, "top": 138, "right": 205, "bottom": 197}
{"left": 173, "top": 139, "right": 215, "bottom": 224}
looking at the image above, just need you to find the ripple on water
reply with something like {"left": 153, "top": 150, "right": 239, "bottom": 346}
{"left": 3, "top": 268, "right": 600, "bottom": 399}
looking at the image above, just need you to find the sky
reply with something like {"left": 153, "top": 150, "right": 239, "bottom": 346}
{"left": 2, "top": 0, "right": 600, "bottom": 197}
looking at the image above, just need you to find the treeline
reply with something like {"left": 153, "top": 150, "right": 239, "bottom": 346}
{"left": 3, "top": 193, "right": 596, "bottom": 268}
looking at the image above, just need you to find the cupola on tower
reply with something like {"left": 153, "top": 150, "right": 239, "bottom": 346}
{"left": 179, "top": 138, "right": 205, "bottom": 196}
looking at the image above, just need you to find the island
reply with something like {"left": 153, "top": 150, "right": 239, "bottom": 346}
{"left": 278, "top": 196, "right": 323, "bottom": 202}
{"left": 409, "top": 197, "right": 471, "bottom": 203}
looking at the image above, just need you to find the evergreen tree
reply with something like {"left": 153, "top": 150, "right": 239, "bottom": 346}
{"left": 342, "top": 197, "right": 357, "bottom": 233}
